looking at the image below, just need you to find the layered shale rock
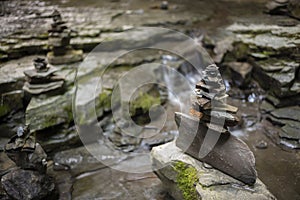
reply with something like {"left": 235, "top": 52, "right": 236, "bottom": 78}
{"left": 222, "top": 23, "right": 300, "bottom": 149}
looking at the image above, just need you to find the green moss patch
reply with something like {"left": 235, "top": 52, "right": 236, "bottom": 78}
{"left": 129, "top": 92, "right": 161, "bottom": 116}
{"left": 174, "top": 161, "right": 199, "bottom": 200}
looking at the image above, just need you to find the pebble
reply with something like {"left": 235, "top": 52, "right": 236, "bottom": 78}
{"left": 255, "top": 140, "right": 268, "bottom": 149}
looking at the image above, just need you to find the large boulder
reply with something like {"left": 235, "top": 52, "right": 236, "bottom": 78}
{"left": 151, "top": 142, "right": 276, "bottom": 200}
{"left": 1, "top": 169, "right": 57, "bottom": 200}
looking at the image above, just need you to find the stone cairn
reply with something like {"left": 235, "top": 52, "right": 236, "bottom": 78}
{"left": 191, "top": 64, "right": 239, "bottom": 125}
{"left": 4, "top": 126, "right": 47, "bottom": 173}
{"left": 23, "top": 57, "right": 65, "bottom": 95}
{"left": 47, "top": 10, "right": 83, "bottom": 65}
{"left": 2, "top": 126, "right": 57, "bottom": 199}
{"left": 175, "top": 64, "right": 257, "bottom": 185}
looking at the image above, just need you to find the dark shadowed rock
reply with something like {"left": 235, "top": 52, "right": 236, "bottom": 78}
{"left": 1, "top": 169, "right": 57, "bottom": 200}
{"left": 175, "top": 112, "right": 257, "bottom": 185}
{"left": 226, "top": 62, "right": 253, "bottom": 88}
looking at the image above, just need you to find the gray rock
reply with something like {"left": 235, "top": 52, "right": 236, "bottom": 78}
{"left": 265, "top": 94, "right": 300, "bottom": 108}
{"left": 227, "top": 62, "right": 253, "bottom": 88}
{"left": 151, "top": 142, "right": 276, "bottom": 200}
{"left": 270, "top": 106, "right": 300, "bottom": 121}
{"left": 175, "top": 112, "right": 257, "bottom": 185}
{"left": 47, "top": 49, "right": 83, "bottom": 65}
{"left": 53, "top": 144, "right": 114, "bottom": 176}
{"left": 25, "top": 90, "right": 74, "bottom": 132}
{"left": 288, "top": 0, "right": 300, "bottom": 19}
{"left": 279, "top": 122, "right": 300, "bottom": 140}
{"left": 0, "top": 90, "right": 23, "bottom": 118}
{"left": 1, "top": 169, "right": 56, "bottom": 200}
{"left": 23, "top": 81, "right": 64, "bottom": 95}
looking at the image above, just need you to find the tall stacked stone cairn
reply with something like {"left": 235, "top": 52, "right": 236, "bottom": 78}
{"left": 1, "top": 126, "right": 57, "bottom": 199}
{"left": 175, "top": 64, "right": 257, "bottom": 185}
{"left": 23, "top": 57, "right": 65, "bottom": 95}
{"left": 47, "top": 10, "right": 83, "bottom": 65}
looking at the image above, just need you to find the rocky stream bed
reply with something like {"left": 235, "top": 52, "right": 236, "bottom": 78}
{"left": 0, "top": 0, "right": 299, "bottom": 200}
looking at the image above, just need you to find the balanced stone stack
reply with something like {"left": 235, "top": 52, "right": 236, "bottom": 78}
{"left": 175, "top": 64, "right": 257, "bottom": 185}
{"left": 190, "top": 64, "right": 239, "bottom": 126}
{"left": 47, "top": 10, "right": 83, "bottom": 65}
{"left": 2, "top": 126, "right": 57, "bottom": 200}
{"left": 23, "top": 57, "right": 65, "bottom": 95}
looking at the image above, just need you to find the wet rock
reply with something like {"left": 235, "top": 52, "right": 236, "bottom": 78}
{"left": 265, "top": 93, "right": 300, "bottom": 108}
{"left": 288, "top": 0, "right": 300, "bottom": 19}
{"left": 0, "top": 90, "right": 23, "bottom": 118}
{"left": 252, "top": 59, "right": 299, "bottom": 98}
{"left": 47, "top": 49, "right": 83, "bottom": 65}
{"left": 151, "top": 142, "right": 276, "bottom": 200}
{"left": 226, "top": 62, "right": 253, "bottom": 88}
{"left": 279, "top": 122, "right": 300, "bottom": 140}
{"left": 53, "top": 145, "right": 107, "bottom": 176}
{"left": 1, "top": 168, "right": 56, "bottom": 200}
{"left": 270, "top": 106, "right": 300, "bottom": 121}
{"left": 72, "top": 167, "right": 169, "bottom": 200}
{"left": 260, "top": 100, "right": 275, "bottom": 113}
{"left": 0, "top": 152, "right": 16, "bottom": 177}
{"left": 175, "top": 112, "right": 257, "bottom": 185}
{"left": 227, "top": 23, "right": 300, "bottom": 56}
{"left": 23, "top": 58, "right": 65, "bottom": 95}
{"left": 265, "top": 0, "right": 289, "bottom": 15}
{"left": 25, "top": 90, "right": 73, "bottom": 132}
{"left": 266, "top": 0, "right": 300, "bottom": 19}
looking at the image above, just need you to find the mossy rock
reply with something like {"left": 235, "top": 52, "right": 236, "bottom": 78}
{"left": 129, "top": 92, "right": 161, "bottom": 117}
{"left": 173, "top": 161, "right": 200, "bottom": 200}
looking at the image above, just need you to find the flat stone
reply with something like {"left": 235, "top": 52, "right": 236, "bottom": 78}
{"left": 270, "top": 106, "right": 300, "bottom": 121}
{"left": 279, "top": 137, "right": 300, "bottom": 149}
{"left": 23, "top": 81, "right": 64, "bottom": 95}
{"left": 151, "top": 142, "right": 275, "bottom": 200}
{"left": 266, "top": 94, "right": 300, "bottom": 108}
{"left": 47, "top": 49, "right": 83, "bottom": 65}
{"left": 202, "top": 110, "right": 239, "bottom": 127}
{"left": 252, "top": 60, "right": 299, "bottom": 97}
{"left": 53, "top": 144, "right": 116, "bottom": 176}
{"left": 260, "top": 100, "right": 275, "bottom": 113}
{"left": 23, "top": 67, "right": 58, "bottom": 79}
{"left": 279, "top": 122, "right": 300, "bottom": 140}
{"left": 175, "top": 112, "right": 256, "bottom": 185}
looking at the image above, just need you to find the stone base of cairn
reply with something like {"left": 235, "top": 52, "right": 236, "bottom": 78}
{"left": 47, "top": 49, "right": 83, "bottom": 65}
